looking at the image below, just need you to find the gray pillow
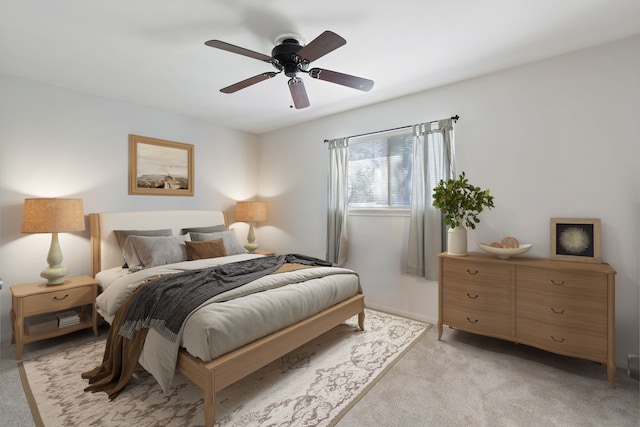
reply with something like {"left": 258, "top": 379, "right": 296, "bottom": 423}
{"left": 114, "top": 229, "right": 173, "bottom": 248}
{"left": 114, "top": 229, "right": 173, "bottom": 267}
{"left": 180, "top": 224, "right": 226, "bottom": 235}
{"left": 123, "top": 234, "right": 190, "bottom": 269}
{"left": 189, "top": 230, "right": 247, "bottom": 255}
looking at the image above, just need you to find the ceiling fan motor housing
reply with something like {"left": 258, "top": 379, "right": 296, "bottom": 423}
{"left": 271, "top": 39, "right": 308, "bottom": 77}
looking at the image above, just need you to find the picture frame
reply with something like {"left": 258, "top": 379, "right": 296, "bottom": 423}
{"left": 550, "top": 217, "right": 601, "bottom": 263}
{"left": 129, "top": 134, "right": 194, "bottom": 196}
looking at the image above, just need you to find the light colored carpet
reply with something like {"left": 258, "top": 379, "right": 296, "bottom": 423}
{"left": 18, "top": 309, "right": 429, "bottom": 427}
{"left": 338, "top": 326, "right": 640, "bottom": 427}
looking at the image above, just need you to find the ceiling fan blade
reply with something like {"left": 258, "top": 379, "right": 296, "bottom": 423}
{"left": 296, "top": 31, "right": 346, "bottom": 63}
{"left": 288, "top": 77, "right": 310, "bottom": 109}
{"left": 205, "top": 40, "right": 273, "bottom": 63}
{"left": 220, "top": 72, "right": 278, "bottom": 93}
{"left": 308, "top": 68, "right": 374, "bottom": 91}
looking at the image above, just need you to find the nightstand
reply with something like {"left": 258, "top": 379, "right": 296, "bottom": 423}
{"left": 10, "top": 275, "right": 99, "bottom": 359}
{"left": 254, "top": 250, "right": 275, "bottom": 256}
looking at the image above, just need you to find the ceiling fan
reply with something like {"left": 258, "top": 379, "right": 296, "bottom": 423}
{"left": 204, "top": 30, "right": 374, "bottom": 109}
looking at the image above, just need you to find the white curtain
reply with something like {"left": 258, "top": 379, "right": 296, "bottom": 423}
{"left": 406, "top": 119, "right": 455, "bottom": 279}
{"left": 326, "top": 138, "right": 349, "bottom": 266}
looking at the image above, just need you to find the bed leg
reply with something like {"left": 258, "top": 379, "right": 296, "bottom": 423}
{"left": 358, "top": 310, "right": 365, "bottom": 331}
{"left": 203, "top": 375, "right": 215, "bottom": 427}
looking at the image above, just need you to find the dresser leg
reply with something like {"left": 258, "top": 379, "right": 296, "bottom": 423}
{"left": 608, "top": 363, "right": 616, "bottom": 388}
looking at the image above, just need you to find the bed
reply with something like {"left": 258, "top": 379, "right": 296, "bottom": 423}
{"left": 88, "top": 210, "right": 365, "bottom": 427}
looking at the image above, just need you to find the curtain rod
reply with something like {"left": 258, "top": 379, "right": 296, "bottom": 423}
{"left": 324, "top": 115, "right": 459, "bottom": 143}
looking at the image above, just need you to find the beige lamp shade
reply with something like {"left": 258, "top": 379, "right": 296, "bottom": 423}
{"left": 22, "top": 198, "right": 85, "bottom": 233}
{"left": 235, "top": 201, "right": 267, "bottom": 223}
{"left": 21, "top": 198, "right": 85, "bottom": 285}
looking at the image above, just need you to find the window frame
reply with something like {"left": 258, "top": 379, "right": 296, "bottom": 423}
{"left": 347, "top": 127, "right": 413, "bottom": 214}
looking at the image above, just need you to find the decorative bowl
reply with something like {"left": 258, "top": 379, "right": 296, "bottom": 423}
{"left": 477, "top": 243, "right": 532, "bottom": 259}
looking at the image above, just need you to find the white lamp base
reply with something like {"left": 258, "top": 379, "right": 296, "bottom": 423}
{"left": 41, "top": 266, "right": 69, "bottom": 285}
{"left": 41, "top": 232, "right": 69, "bottom": 285}
{"left": 245, "top": 223, "right": 259, "bottom": 253}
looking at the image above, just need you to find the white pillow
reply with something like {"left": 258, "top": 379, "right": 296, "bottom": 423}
{"left": 189, "top": 230, "right": 246, "bottom": 255}
{"left": 123, "top": 234, "right": 190, "bottom": 269}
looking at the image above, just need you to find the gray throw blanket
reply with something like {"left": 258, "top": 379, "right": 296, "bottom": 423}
{"left": 119, "top": 254, "right": 332, "bottom": 342}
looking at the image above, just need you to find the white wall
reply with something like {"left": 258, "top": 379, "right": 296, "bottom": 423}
{"left": 0, "top": 75, "right": 259, "bottom": 343}
{"left": 258, "top": 35, "right": 640, "bottom": 367}
{"left": 1, "top": 35, "right": 637, "bottom": 369}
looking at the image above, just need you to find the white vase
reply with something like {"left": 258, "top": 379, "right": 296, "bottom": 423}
{"left": 447, "top": 226, "right": 468, "bottom": 256}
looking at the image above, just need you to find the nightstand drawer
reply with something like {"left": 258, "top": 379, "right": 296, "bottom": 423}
{"left": 22, "top": 285, "right": 93, "bottom": 317}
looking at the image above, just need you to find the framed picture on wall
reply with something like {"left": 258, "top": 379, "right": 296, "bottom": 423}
{"left": 129, "top": 134, "right": 194, "bottom": 196}
{"left": 550, "top": 217, "right": 601, "bottom": 263}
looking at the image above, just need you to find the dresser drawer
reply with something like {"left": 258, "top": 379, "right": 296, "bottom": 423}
{"left": 517, "top": 317, "right": 607, "bottom": 361}
{"left": 21, "top": 285, "right": 94, "bottom": 317}
{"left": 443, "top": 258, "right": 512, "bottom": 287}
{"left": 517, "top": 290, "right": 606, "bottom": 329}
{"left": 443, "top": 280, "right": 510, "bottom": 311}
{"left": 517, "top": 266, "right": 606, "bottom": 298}
{"left": 443, "top": 304, "right": 510, "bottom": 338}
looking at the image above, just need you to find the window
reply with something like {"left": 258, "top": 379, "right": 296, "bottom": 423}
{"left": 348, "top": 128, "right": 413, "bottom": 208}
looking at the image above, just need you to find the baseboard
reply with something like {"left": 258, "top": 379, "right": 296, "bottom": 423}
{"left": 364, "top": 302, "right": 437, "bottom": 326}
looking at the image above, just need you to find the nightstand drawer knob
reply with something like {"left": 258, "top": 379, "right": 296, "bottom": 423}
{"left": 53, "top": 294, "right": 69, "bottom": 301}
{"left": 466, "top": 293, "right": 479, "bottom": 300}
{"left": 466, "top": 317, "right": 479, "bottom": 324}
{"left": 550, "top": 307, "right": 565, "bottom": 315}
{"left": 550, "top": 336, "right": 565, "bottom": 343}
{"left": 550, "top": 280, "right": 565, "bottom": 286}
{"left": 466, "top": 269, "right": 479, "bottom": 275}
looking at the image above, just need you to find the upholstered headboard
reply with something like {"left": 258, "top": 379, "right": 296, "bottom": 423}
{"left": 89, "top": 210, "right": 228, "bottom": 277}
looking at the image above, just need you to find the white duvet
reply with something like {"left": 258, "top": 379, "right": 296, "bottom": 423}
{"left": 95, "top": 254, "right": 361, "bottom": 392}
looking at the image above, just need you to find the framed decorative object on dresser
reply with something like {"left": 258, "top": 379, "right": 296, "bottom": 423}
{"left": 550, "top": 217, "right": 601, "bottom": 263}
{"left": 129, "top": 134, "right": 194, "bottom": 196}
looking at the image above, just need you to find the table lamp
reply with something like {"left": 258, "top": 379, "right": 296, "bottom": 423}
{"left": 21, "top": 198, "right": 85, "bottom": 285}
{"left": 235, "top": 201, "right": 267, "bottom": 253}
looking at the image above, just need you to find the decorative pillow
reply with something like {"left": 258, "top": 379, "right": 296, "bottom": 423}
{"left": 123, "top": 234, "right": 190, "bottom": 269}
{"left": 189, "top": 230, "right": 246, "bottom": 255}
{"left": 114, "top": 229, "right": 173, "bottom": 267}
{"left": 180, "top": 224, "right": 226, "bottom": 235}
{"left": 185, "top": 238, "right": 227, "bottom": 260}
{"left": 114, "top": 229, "right": 173, "bottom": 248}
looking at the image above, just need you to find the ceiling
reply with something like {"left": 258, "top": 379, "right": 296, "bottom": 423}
{"left": 2, "top": 1, "right": 639, "bottom": 134}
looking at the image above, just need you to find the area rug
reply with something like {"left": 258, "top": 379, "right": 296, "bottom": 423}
{"left": 19, "top": 309, "right": 430, "bottom": 427}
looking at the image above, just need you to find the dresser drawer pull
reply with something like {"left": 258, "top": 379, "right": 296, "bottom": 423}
{"left": 466, "top": 293, "right": 479, "bottom": 300}
{"left": 550, "top": 307, "right": 565, "bottom": 315}
{"left": 550, "top": 336, "right": 565, "bottom": 343}
{"left": 53, "top": 294, "right": 69, "bottom": 301}
{"left": 466, "top": 317, "right": 478, "bottom": 324}
{"left": 550, "top": 280, "right": 565, "bottom": 286}
{"left": 466, "top": 269, "right": 479, "bottom": 275}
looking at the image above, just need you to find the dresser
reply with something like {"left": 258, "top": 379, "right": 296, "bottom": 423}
{"left": 438, "top": 252, "right": 616, "bottom": 388}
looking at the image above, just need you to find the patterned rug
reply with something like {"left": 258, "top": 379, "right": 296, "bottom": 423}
{"left": 19, "top": 310, "right": 430, "bottom": 427}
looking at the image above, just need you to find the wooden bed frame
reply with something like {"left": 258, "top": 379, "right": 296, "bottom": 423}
{"left": 89, "top": 210, "right": 365, "bottom": 427}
